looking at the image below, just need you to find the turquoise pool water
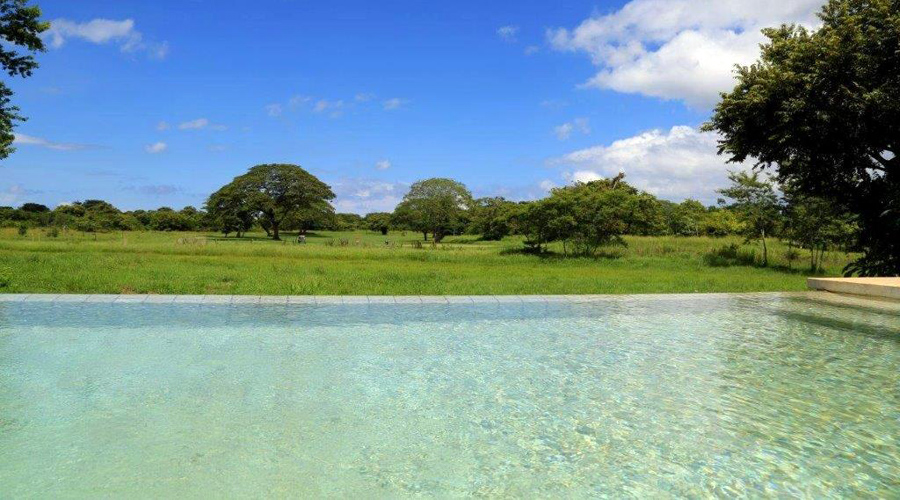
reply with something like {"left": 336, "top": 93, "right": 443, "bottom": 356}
{"left": 1, "top": 294, "right": 898, "bottom": 497}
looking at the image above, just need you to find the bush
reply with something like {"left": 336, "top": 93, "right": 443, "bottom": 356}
{"left": 0, "top": 267, "right": 11, "bottom": 289}
{"left": 17, "top": 223, "right": 27, "bottom": 236}
{"left": 47, "top": 227, "right": 59, "bottom": 238}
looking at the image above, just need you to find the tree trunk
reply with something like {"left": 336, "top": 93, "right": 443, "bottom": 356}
{"left": 272, "top": 221, "right": 281, "bottom": 241}
{"left": 761, "top": 229, "right": 768, "bottom": 266}
{"left": 423, "top": 231, "right": 428, "bottom": 241}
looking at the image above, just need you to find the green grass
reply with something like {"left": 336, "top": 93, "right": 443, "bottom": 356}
{"left": 0, "top": 228, "right": 855, "bottom": 295}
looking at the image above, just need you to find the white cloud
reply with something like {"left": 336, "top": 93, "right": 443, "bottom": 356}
{"left": 177, "top": 118, "right": 226, "bottom": 131}
{"left": 554, "top": 118, "right": 590, "bottom": 140}
{"left": 375, "top": 160, "right": 391, "bottom": 171}
{"left": 382, "top": 98, "right": 407, "bottom": 111}
{"left": 524, "top": 45, "right": 540, "bottom": 55}
{"left": 144, "top": 141, "right": 167, "bottom": 154}
{"left": 313, "top": 99, "right": 344, "bottom": 117}
{"left": 0, "top": 185, "right": 25, "bottom": 205}
{"left": 539, "top": 180, "right": 557, "bottom": 192}
{"left": 265, "top": 103, "right": 283, "bottom": 117}
{"left": 13, "top": 133, "right": 91, "bottom": 151}
{"left": 178, "top": 118, "right": 208, "bottom": 130}
{"left": 156, "top": 121, "right": 170, "bottom": 131}
{"left": 355, "top": 93, "right": 374, "bottom": 102}
{"left": 552, "top": 125, "right": 749, "bottom": 202}
{"left": 289, "top": 95, "right": 312, "bottom": 108}
{"left": 46, "top": 18, "right": 168, "bottom": 59}
{"left": 547, "top": 0, "right": 822, "bottom": 108}
{"left": 332, "top": 178, "right": 405, "bottom": 214}
{"left": 497, "top": 25, "right": 520, "bottom": 42}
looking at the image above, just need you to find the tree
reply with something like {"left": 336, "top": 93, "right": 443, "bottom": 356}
{"left": 206, "top": 183, "right": 256, "bottom": 237}
{"left": 364, "top": 212, "right": 392, "bottom": 235}
{"left": 209, "top": 164, "right": 335, "bottom": 240}
{"left": 783, "top": 187, "right": 858, "bottom": 272}
{"left": 1, "top": 0, "right": 48, "bottom": 160}
{"left": 395, "top": 178, "right": 472, "bottom": 242}
{"left": 717, "top": 171, "right": 782, "bottom": 266}
{"left": 468, "top": 197, "right": 516, "bottom": 240}
{"left": 519, "top": 174, "right": 639, "bottom": 256}
{"left": 705, "top": 0, "right": 899, "bottom": 275}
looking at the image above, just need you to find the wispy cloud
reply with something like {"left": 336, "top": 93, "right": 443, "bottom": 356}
{"left": 177, "top": 118, "right": 226, "bottom": 131}
{"left": 497, "top": 25, "right": 520, "bottom": 43}
{"left": 382, "top": 98, "right": 408, "bottom": 111}
{"left": 554, "top": 118, "right": 590, "bottom": 140}
{"left": 265, "top": 103, "right": 283, "bottom": 117}
{"left": 145, "top": 141, "right": 167, "bottom": 154}
{"left": 156, "top": 121, "right": 170, "bottom": 131}
{"left": 126, "top": 184, "right": 184, "bottom": 196}
{"left": 375, "top": 159, "right": 391, "bottom": 171}
{"left": 13, "top": 133, "right": 92, "bottom": 151}
{"left": 45, "top": 18, "right": 168, "bottom": 59}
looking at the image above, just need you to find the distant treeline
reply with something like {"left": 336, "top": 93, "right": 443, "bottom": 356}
{"left": 4, "top": 165, "right": 859, "bottom": 271}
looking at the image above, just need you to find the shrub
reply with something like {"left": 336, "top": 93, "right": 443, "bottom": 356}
{"left": 47, "top": 227, "right": 59, "bottom": 238}
{"left": 17, "top": 223, "right": 27, "bottom": 236}
{"left": 0, "top": 267, "right": 11, "bottom": 289}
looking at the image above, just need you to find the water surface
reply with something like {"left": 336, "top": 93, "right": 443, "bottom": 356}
{"left": 1, "top": 294, "right": 898, "bottom": 497}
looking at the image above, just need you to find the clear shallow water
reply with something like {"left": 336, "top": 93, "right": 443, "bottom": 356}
{"left": 0, "top": 294, "right": 898, "bottom": 498}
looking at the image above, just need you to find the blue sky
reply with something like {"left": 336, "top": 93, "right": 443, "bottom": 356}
{"left": 2, "top": 0, "right": 823, "bottom": 213}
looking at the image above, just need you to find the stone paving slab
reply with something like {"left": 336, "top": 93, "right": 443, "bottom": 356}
{"left": 808, "top": 277, "right": 900, "bottom": 300}
{"left": 2, "top": 292, "right": 892, "bottom": 308}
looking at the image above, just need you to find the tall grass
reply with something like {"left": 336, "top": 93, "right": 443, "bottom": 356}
{"left": 0, "top": 228, "right": 855, "bottom": 295}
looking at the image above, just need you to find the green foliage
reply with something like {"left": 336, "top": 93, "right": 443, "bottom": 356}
{"left": 363, "top": 212, "right": 392, "bottom": 235}
{"left": 782, "top": 187, "right": 858, "bottom": 271}
{"left": 0, "top": 229, "right": 857, "bottom": 295}
{"left": 705, "top": 0, "right": 900, "bottom": 275}
{"left": 468, "top": 197, "right": 517, "bottom": 241}
{"left": 519, "top": 174, "right": 651, "bottom": 256}
{"left": 0, "top": 0, "right": 48, "bottom": 160}
{"left": 17, "top": 222, "right": 26, "bottom": 236}
{"left": 717, "top": 171, "right": 782, "bottom": 266}
{"left": 207, "top": 164, "right": 335, "bottom": 240}
{"left": 393, "top": 178, "right": 472, "bottom": 242}
{"left": 0, "top": 264, "right": 11, "bottom": 288}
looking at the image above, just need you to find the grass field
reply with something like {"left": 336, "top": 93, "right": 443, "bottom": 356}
{"left": 0, "top": 227, "right": 854, "bottom": 295}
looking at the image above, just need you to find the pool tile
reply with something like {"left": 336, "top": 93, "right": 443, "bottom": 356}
{"left": 259, "top": 296, "right": 288, "bottom": 305}
{"left": 520, "top": 296, "right": 549, "bottom": 303}
{"left": 144, "top": 295, "right": 176, "bottom": 304}
{"left": 287, "top": 296, "right": 317, "bottom": 304}
{"left": 202, "top": 295, "right": 233, "bottom": 304}
{"left": 367, "top": 296, "right": 394, "bottom": 304}
{"left": 419, "top": 296, "right": 449, "bottom": 304}
{"left": 445, "top": 296, "right": 474, "bottom": 304}
{"left": 231, "top": 295, "right": 261, "bottom": 304}
{"left": 394, "top": 296, "right": 422, "bottom": 304}
{"left": 53, "top": 294, "right": 91, "bottom": 303}
{"left": 493, "top": 295, "right": 524, "bottom": 303}
{"left": 84, "top": 295, "right": 121, "bottom": 303}
{"left": 172, "top": 295, "right": 206, "bottom": 304}
{"left": 342, "top": 296, "right": 369, "bottom": 304}
{"left": 317, "top": 296, "right": 344, "bottom": 304}
{"left": 24, "top": 294, "right": 58, "bottom": 302}
{"left": 470, "top": 296, "right": 499, "bottom": 303}
{"left": 114, "top": 295, "right": 148, "bottom": 304}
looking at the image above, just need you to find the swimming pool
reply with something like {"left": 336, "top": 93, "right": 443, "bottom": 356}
{"left": 1, "top": 293, "right": 898, "bottom": 496}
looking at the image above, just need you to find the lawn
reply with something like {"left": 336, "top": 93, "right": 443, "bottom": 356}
{"left": 0, "top": 228, "right": 854, "bottom": 295}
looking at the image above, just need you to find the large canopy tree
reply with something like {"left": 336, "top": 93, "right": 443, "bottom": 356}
{"left": 394, "top": 178, "right": 472, "bottom": 241}
{"left": 705, "top": 0, "right": 900, "bottom": 276}
{"left": 208, "top": 164, "right": 335, "bottom": 240}
{"left": 1, "top": 0, "right": 48, "bottom": 160}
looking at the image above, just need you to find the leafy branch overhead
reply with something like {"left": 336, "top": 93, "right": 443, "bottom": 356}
{"left": 0, "top": 0, "right": 48, "bottom": 160}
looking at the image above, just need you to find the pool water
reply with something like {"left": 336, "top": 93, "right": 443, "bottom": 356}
{"left": 1, "top": 294, "right": 898, "bottom": 497}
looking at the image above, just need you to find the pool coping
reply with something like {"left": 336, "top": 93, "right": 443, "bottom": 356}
{"left": 0, "top": 291, "right": 862, "bottom": 304}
